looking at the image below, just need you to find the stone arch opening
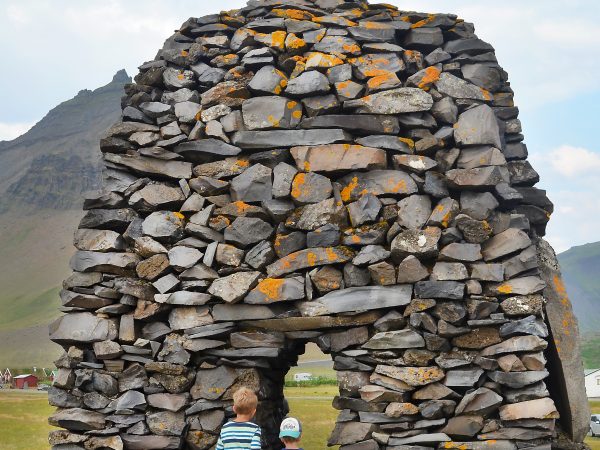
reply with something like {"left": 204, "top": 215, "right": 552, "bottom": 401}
{"left": 48, "top": 1, "right": 589, "bottom": 449}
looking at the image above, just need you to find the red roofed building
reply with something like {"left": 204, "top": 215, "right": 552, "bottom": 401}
{"left": 13, "top": 374, "right": 38, "bottom": 389}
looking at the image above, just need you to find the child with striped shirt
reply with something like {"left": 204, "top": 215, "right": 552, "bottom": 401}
{"left": 216, "top": 387, "right": 262, "bottom": 450}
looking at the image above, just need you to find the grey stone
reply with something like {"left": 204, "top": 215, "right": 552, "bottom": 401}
{"left": 285, "top": 70, "right": 330, "bottom": 96}
{"left": 142, "top": 211, "right": 185, "bottom": 243}
{"left": 486, "top": 276, "right": 546, "bottom": 296}
{"left": 290, "top": 172, "right": 333, "bottom": 205}
{"left": 49, "top": 313, "right": 118, "bottom": 344}
{"left": 230, "top": 163, "right": 272, "bottom": 202}
{"left": 225, "top": 217, "right": 273, "bottom": 247}
{"left": 291, "top": 144, "right": 386, "bottom": 173}
{"left": 488, "top": 370, "right": 549, "bottom": 388}
{"left": 396, "top": 256, "right": 429, "bottom": 283}
{"left": 348, "top": 195, "right": 382, "bottom": 227}
{"left": 242, "top": 96, "right": 302, "bottom": 130}
{"left": 397, "top": 195, "right": 432, "bottom": 230}
{"left": 390, "top": 227, "right": 441, "bottom": 261}
{"left": 375, "top": 365, "right": 445, "bottom": 387}
{"left": 301, "top": 115, "right": 400, "bottom": 135}
{"left": 415, "top": 281, "right": 465, "bottom": 300}
{"left": 432, "top": 96, "right": 458, "bottom": 124}
{"left": 460, "top": 192, "right": 499, "bottom": 221}
{"left": 48, "top": 408, "right": 106, "bottom": 431}
{"left": 500, "top": 315, "right": 548, "bottom": 338}
{"left": 363, "top": 330, "right": 425, "bottom": 350}
{"left": 353, "top": 245, "right": 390, "bottom": 266}
{"left": 446, "top": 166, "right": 509, "bottom": 189}
{"left": 168, "top": 306, "right": 213, "bottom": 330}
{"left": 536, "top": 238, "right": 589, "bottom": 441}
{"left": 174, "top": 139, "right": 242, "bottom": 163}
{"left": 168, "top": 246, "right": 203, "bottom": 270}
{"left": 435, "top": 72, "right": 488, "bottom": 100}
{"left": 444, "top": 368, "right": 484, "bottom": 387}
{"left": 208, "top": 271, "right": 261, "bottom": 303}
{"left": 104, "top": 153, "right": 192, "bottom": 180}
{"left": 454, "top": 104, "right": 502, "bottom": 147}
{"left": 431, "top": 262, "right": 468, "bottom": 281}
{"left": 482, "top": 228, "right": 532, "bottom": 261}
{"left": 286, "top": 198, "right": 348, "bottom": 231}
{"left": 440, "top": 243, "right": 482, "bottom": 262}
{"left": 345, "top": 88, "right": 433, "bottom": 114}
{"left": 248, "top": 65, "right": 288, "bottom": 95}
{"left": 121, "top": 435, "right": 181, "bottom": 450}
{"left": 244, "top": 276, "right": 304, "bottom": 304}
{"left": 303, "top": 285, "right": 411, "bottom": 316}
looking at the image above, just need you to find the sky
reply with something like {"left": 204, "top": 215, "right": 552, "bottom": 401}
{"left": 1, "top": 0, "right": 599, "bottom": 252}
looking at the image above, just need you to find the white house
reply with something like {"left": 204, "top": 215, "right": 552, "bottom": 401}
{"left": 293, "top": 373, "right": 313, "bottom": 382}
{"left": 585, "top": 369, "right": 600, "bottom": 398}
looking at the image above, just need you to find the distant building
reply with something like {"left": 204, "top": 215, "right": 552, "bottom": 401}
{"left": 293, "top": 373, "right": 313, "bottom": 382}
{"left": 585, "top": 369, "right": 600, "bottom": 398}
{"left": 13, "top": 374, "right": 38, "bottom": 389}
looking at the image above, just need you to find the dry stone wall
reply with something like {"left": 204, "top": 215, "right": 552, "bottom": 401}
{"left": 48, "top": 1, "right": 588, "bottom": 449}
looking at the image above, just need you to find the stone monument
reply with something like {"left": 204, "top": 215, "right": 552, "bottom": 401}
{"left": 48, "top": 1, "right": 589, "bottom": 449}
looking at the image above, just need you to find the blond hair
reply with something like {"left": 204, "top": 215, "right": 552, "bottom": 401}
{"left": 233, "top": 387, "right": 258, "bottom": 415}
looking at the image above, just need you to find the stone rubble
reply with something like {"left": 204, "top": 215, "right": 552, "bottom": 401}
{"left": 48, "top": 1, "right": 585, "bottom": 449}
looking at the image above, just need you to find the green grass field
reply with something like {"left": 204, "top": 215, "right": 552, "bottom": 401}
{"left": 0, "top": 388, "right": 597, "bottom": 450}
{"left": 0, "top": 390, "right": 54, "bottom": 450}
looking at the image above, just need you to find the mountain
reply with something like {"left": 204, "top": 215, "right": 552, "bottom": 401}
{"left": 557, "top": 242, "right": 600, "bottom": 368}
{"left": 0, "top": 70, "right": 129, "bottom": 369}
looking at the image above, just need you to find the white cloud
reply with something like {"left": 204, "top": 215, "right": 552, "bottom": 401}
{"left": 0, "top": 122, "right": 34, "bottom": 142}
{"left": 5, "top": 4, "right": 30, "bottom": 25}
{"left": 546, "top": 146, "right": 600, "bottom": 177}
{"left": 531, "top": 145, "right": 600, "bottom": 251}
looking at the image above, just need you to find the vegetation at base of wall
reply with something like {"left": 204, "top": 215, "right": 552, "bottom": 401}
{"left": 284, "top": 376, "right": 338, "bottom": 387}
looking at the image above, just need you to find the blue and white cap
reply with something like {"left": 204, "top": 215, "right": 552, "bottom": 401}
{"left": 279, "top": 417, "right": 302, "bottom": 439}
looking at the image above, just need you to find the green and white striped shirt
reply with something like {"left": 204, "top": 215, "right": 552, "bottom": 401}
{"left": 216, "top": 420, "right": 262, "bottom": 450}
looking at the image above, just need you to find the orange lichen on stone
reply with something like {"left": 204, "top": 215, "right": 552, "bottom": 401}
{"left": 286, "top": 34, "right": 307, "bottom": 50}
{"left": 363, "top": 21, "right": 390, "bottom": 29}
{"left": 367, "top": 72, "right": 397, "bottom": 89}
{"left": 181, "top": 50, "right": 189, "bottom": 57}
{"left": 306, "top": 251, "right": 318, "bottom": 266}
{"left": 255, "top": 278, "right": 285, "bottom": 300}
{"left": 440, "top": 211, "right": 453, "bottom": 228}
{"left": 303, "top": 161, "right": 311, "bottom": 172}
{"left": 340, "top": 176, "right": 360, "bottom": 202}
{"left": 292, "top": 110, "right": 302, "bottom": 120}
{"left": 306, "top": 52, "right": 344, "bottom": 68}
{"left": 497, "top": 284, "right": 513, "bottom": 294}
{"left": 173, "top": 212, "right": 185, "bottom": 220}
{"left": 290, "top": 173, "right": 306, "bottom": 199}
{"left": 313, "top": 16, "right": 357, "bottom": 27}
{"left": 418, "top": 66, "right": 441, "bottom": 90}
{"left": 270, "top": 31, "right": 287, "bottom": 51}
{"left": 272, "top": 8, "right": 314, "bottom": 20}
{"left": 325, "top": 247, "right": 340, "bottom": 262}
{"left": 232, "top": 201, "right": 252, "bottom": 215}
{"left": 343, "top": 42, "right": 361, "bottom": 54}
{"left": 267, "top": 115, "right": 281, "bottom": 128}
{"left": 399, "top": 137, "right": 415, "bottom": 149}
{"left": 411, "top": 14, "right": 436, "bottom": 28}
{"left": 481, "top": 88, "right": 492, "bottom": 101}
{"left": 388, "top": 178, "right": 407, "bottom": 193}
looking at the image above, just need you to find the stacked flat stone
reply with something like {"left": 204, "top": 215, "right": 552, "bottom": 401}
{"left": 48, "top": 1, "right": 582, "bottom": 449}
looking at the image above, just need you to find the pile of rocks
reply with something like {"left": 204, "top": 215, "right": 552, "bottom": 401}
{"left": 48, "top": 1, "right": 587, "bottom": 449}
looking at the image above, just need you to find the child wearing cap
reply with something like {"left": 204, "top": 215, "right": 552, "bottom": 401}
{"left": 216, "top": 387, "right": 262, "bottom": 450}
{"left": 279, "top": 417, "right": 303, "bottom": 450}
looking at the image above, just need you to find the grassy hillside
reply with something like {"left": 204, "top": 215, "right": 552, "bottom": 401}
{"left": 0, "top": 71, "right": 127, "bottom": 369}
{"left": 558, "top": 242, "right": 600, "bottom": 333}
{"left": 0, "top": 211, "right": 82, "bottom": 367}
